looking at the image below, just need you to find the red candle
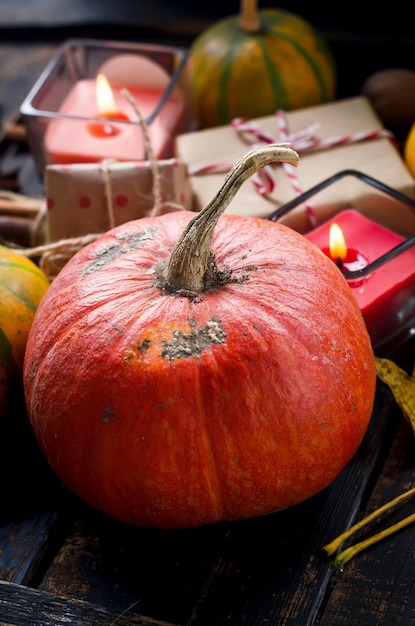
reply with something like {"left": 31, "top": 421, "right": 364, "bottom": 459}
{"left": 44, "top": 73, "right": 187, "bottom": 163}
{"left": 305, "top": 209, "right": 415, "bottom": 348}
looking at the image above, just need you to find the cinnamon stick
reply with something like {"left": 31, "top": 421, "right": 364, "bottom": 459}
{"left": 0, "top": 193, "right": 44, "bottom": 217}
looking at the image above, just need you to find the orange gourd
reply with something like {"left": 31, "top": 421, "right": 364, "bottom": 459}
{"left": 23, "top": 145, "right": 375, "bottom": 529}
{"left": 0, "top": 246, "right": 49, "bottom": 418}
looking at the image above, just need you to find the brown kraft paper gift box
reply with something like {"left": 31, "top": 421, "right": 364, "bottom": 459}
{"left": 45, "top": 158, "right": 193, "bottom": 243}
{"left": 175, "top": 96, "right": 415, "bottom": 236}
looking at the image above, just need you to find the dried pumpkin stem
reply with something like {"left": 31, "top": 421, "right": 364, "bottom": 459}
{"left": 163, "top": 143, "right": 299, "bottom": 295}
{"left": 332, "top": 512, "right": 415, "bottom": 572}
{"left": 323, "top": 486, "right": 415, "bottom": 557}
{"left": 238, "top": 0, "right": 261, "bottom": 32}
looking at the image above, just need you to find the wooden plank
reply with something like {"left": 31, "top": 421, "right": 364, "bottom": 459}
{"left": 0, "top": 579, "right": 177, "bottom": 626}
{"left": 39, "top": 507, "right": 228, "bottom": 625}
{"left": 0, "top": 509, "right": 62, "bottom": 585}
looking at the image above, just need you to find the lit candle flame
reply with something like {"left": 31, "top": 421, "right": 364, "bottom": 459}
{"left": 96, "top": 73, "right": 117, "bottom": 115}
{"left": 329, "top": 223, "right": 347, "bottom": 264}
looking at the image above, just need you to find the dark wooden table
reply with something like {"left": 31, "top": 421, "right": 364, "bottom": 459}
{"left": 0, "top": 30, "right": 415, "bottom": 626}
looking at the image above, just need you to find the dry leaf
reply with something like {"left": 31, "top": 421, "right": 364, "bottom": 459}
{"left": 375, "top": 357, "right": 415, "bottom": 434}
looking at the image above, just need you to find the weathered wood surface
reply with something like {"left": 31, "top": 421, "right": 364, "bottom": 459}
{"left": 0, "top": 39, "right": 414, "bottom": 626}
{"left": 0, "top": 580, "right": 177, "bottom": 626}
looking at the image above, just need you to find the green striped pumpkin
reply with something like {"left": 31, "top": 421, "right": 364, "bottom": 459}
{"left": 0, "top": 246, "right": 49, "bottom": 418}
{"left": 189, "top": 1, "right": 336, "bottom": 128}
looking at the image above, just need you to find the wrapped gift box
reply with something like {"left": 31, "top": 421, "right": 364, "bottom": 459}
{"left": 175, "top": 96, "right": 415, "bottom": 236}
{"left": 45, "top": 158, "right": 193, "bottom": 243}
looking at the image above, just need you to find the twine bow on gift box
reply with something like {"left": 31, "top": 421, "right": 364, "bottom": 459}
{"left": 189, "top": 110, "right": 395, "bottom": 229}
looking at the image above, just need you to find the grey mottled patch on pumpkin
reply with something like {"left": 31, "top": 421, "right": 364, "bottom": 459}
{"left": 230, "top": 265, "right": 258, "bottom": 282}
{"left": 137, "top": 338, "right": 151, "bottom": 351}
{"left": 161, "top": 317, "right": 226, "bottom": 361}
{"left": 84, "top": 227, "right": 157, "bottom": 275}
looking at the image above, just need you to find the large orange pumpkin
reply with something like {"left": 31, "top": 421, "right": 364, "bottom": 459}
{"left": 23, "top": 145, "right": 376, "bottom": 529}
{"left": 0, "top": 246, "right": 49, "bottom": 419}
{"left": 189, "top": 0, "right": 336, "bottom": 128}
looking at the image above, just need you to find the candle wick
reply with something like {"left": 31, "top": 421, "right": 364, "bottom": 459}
{"left": 336, "top": 257, "right": 344, "bottom": 271}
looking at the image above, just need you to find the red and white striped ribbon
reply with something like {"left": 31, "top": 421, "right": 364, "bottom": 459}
{"left": 189, "top": 110, "right": 395, "bottom": 228}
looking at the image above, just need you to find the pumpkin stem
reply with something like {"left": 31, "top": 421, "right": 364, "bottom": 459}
{"left": 238, "top": 0, "right": 261, "bottom": 32}
{"left": 162, "top": 144, "right": 299, "bottom": 296}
